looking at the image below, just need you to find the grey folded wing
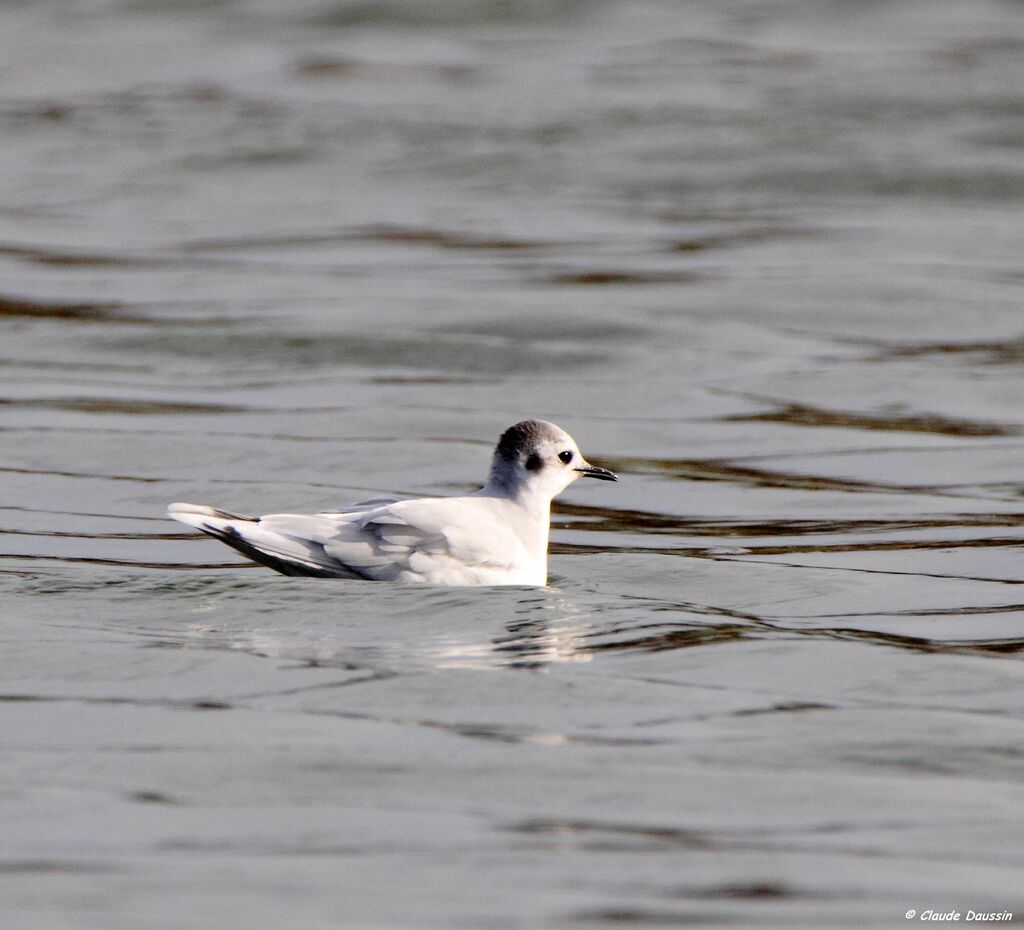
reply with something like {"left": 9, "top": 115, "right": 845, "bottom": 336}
{"left": 171, "top": 498, "right": 524, "bottom": 583}
{"left": 320, "top": 498, "right": 523, "bottom": 583}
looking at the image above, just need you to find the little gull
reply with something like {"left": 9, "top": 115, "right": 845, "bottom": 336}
{"left": 168, "top": 419, "right": 617, "bottom": 586}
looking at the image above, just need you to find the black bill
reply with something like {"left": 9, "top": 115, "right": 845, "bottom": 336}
{"left": 575, "top": 464, "right": 618, "bottom": 482}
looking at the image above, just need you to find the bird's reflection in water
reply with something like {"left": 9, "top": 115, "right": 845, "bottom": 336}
{"left": 165, "top": 582, "right": 602, "bottom": 672}
{"left": 490, "top": 617, "right": 595, "bottom": 669}
{"left": 490, "top": 591, "right": 596, "bottom": 670}
{"left": 426, "top": 589, "right": 598, "bottom": 670}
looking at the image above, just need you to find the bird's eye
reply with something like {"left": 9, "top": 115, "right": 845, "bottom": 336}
{"left": 558, "top": 450, "right": 574, "bottom": 464}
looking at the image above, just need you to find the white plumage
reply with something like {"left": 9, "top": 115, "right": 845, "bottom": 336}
{"left": 168, "top": 419, "right": 617, "bottom": 586}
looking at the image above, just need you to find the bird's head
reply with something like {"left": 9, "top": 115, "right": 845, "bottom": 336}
{"left": 486, "top": 419, "right": 617, "bottom": 502}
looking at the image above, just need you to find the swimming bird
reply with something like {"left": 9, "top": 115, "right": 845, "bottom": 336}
{"left": 168, "top": 419, "right": 617, "bottom": 586}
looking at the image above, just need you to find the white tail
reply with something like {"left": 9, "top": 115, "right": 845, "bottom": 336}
{"left": 167, "top": 502, "right": 347, "bottom": 577}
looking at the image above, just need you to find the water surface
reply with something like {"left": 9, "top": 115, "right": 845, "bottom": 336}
{"left": 2, "top": 1, "right": 1024, "bottom": 927}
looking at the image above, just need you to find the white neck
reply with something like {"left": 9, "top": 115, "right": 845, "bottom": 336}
{"left": 479, "top": 464, "right": 553, "bottom": 570}
{"left": 480, "top": 471, "right": 551, "bottom": 513}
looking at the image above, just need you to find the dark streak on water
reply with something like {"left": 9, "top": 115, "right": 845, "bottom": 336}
{"left": 723, "top": 398, "right": 1021, "bottom": 437}
{"left": 1, "top": 1, "right": 1024, "bottom": 928}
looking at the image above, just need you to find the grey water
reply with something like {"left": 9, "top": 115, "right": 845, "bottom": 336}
{"left": 2, "top": 0, "right": 1024, "bottom": 927}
